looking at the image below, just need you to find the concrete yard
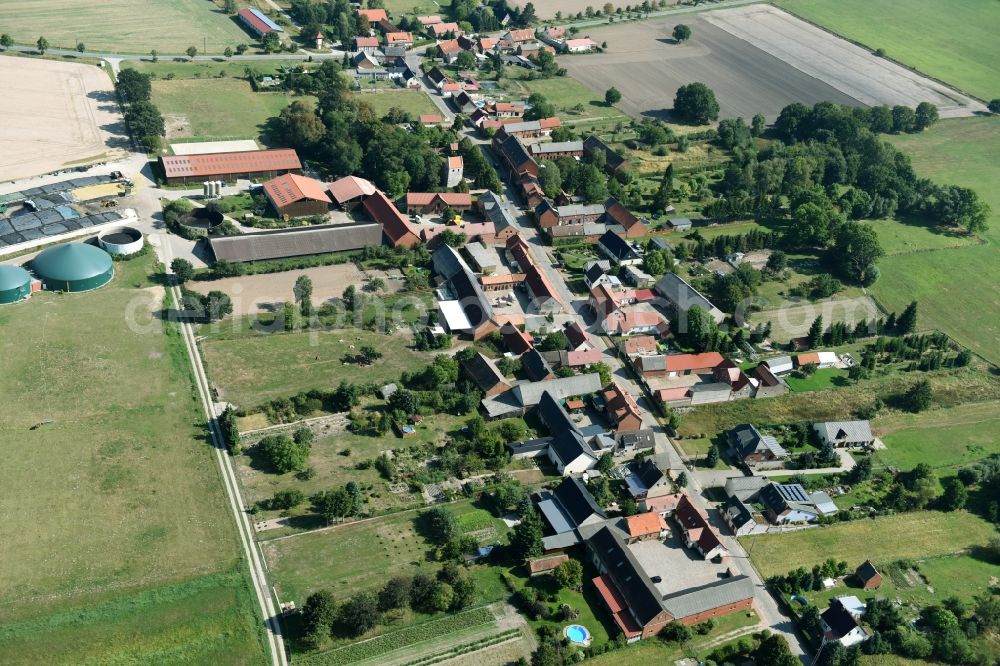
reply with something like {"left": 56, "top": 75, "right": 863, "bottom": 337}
{"left": 562, "top": 5, "right": 984, "bottom": 121}
{"left": 629, "top": 531, "right": 733, "bottom": 597}
{"left": 0, "top": 57, "right": 128, "bottom": 183}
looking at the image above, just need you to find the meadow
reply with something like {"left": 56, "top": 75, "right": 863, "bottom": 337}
{"left": 0, "top": 256, "right": 265, "bottom": 662}
{"left": 777, "top": 0, "right": 1000, "bottom": 99}
{"left": 874, "top": 401, "right": 1000, "bottom": 473}
{"left": 152, "top": 78, "right": 305, "bottom": 143}
{"left": 199, "top": 326, "right": 437, "bottom": 408}
{"left": 741, "top": 510, "right": 998, "bottom": 580}
{"left": 352, "top": 89, "right": 441, "bottom": 119}
{"left": 0, "top": 0, "right": 251, "bottom": 54}
{"left": 501, "top": 72, "right": 632, "bottom": 134}
{"left": 874, "top": 117, "right": 1000, "bottom": 365}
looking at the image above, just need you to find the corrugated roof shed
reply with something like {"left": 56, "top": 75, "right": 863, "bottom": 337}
{"left": 160, "top": 149, "right": 300, "bottom": 179}
{"left": 209, "top": 223, "right": 381, "bottom": 262}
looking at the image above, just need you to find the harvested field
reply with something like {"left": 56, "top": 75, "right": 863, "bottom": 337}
{"left": 0, "top": 57, "right": 128, "bottom": 183}
{"left": 562, "top": 5, "right": 983, "bottom": 122}
{"left": 186, "top": 263, "right": 374, "bottom": 316}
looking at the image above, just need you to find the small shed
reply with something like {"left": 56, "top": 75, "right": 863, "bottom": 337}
{"left": 855, "top": 560, "right": 882, "bottom": 590}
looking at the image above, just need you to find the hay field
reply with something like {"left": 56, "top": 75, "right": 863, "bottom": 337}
{"left": 0, "top": 57, "right": 127, "bottom": 183}
{"left": 0, "top": 0, "right": 250, "bottom": 54}
{"left": 777, "top": 0, "right": 1000, "bottom": 100}
{"left": 0, "top": 256, "right": 266, "bottom": 662}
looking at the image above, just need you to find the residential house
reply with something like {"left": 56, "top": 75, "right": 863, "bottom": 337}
{"left": 616, "top": 429, "right": 656, "bottom": 457}
{"left": 583, "top": 260, "right": 612, "bottom": 289}
{"left": 814, "top": 420, "right": 875, "bottom": 449}
{"left": 726, "top": 424, "right": 788, "bottom": 466}
{"left": 560, "top": 322, "right": 591, "bottom": 352}
{"left": 487, "top": 101, "right": 525, "bottom": 118}
{"left": 583, "top": 135, "right": 629, "bottom": 174}
{"left": 385, "top": 31, "right": 413, "bottom": 47}
{"left": 713, "top": 359, "right": 753, "bottom": 400}
{"left": 855, "top": 561, "right": 883, "bottom": 590}
{"left": 751, "top": 363, "right": 789, "bottom": 399}
{"left": 437, "top": 39, "right": 463, "bottom": 63}
{"left": 374, "top": 18, "right": 399, "bottom": 35}
{"left": 624, "top": 265, "right": 654, "bottom": 287}
{"left": 764, "top": 355, "right": 794, "bottom": 375}
{"left": 478, "top": 191, "right": 519, "bottom": 244}
{"left": 536, "top": 200, "right": 605, "bottom": 229}
{"left": 673, "top": 495, "right": 728, "bottom": 560}
{"left": 589, "top": 282, "right": 632, "bottom": 319}
{"left": 537, "top": 26, "right": 566, "bottom": 47}
{"left": 425, "top": 66, "right": 449, "bottom": 89}
{"left": 821, "top": 599, "right": 869, "bottom": 647}
{"left": 602, "top": 311, "right": 667, "bottom": 337}
{"left": 494, "top": 134, "right": 539, "bottom": 179}
{"left": 621, "top": 335, "right": 658, "bottom": 355}
{"left": 478, "top": 37, "right": 498, "bottom": 52}
{"left": 405, "top": 192, "right": 472, "bottom": 215}
{"left": 502, "top": 28, "right": 535, "bottom": 44}
{"left": 480, "top": 373, "right": 602, "bottom": 419}
{"left": 641, "top": 492, "right": 683, "bottom": 517}
{"left": 758, "top": 483, "right": 822, "bottom": 524}
{"left": 462, "top": 352, "right": 511, "bottom": 397}
{"left": 498, "top": 118, "right": 561, "bottom": 139}
{"left": 429, "top": 22, "right": 462, "bottom": 38}
{"left": 364, "top": 189, "right": 420, "bottom": 248}
{"left": 506, "top": 233, "right": 563, "bottom": 313}
{"left": 419, "top": 114, "right": 444, "bottom": 126}
{"left": 654, "top": 273, "right": 726, "bottom": 324}
{"left": 724, "top": 476, "right": 769, "bottom": 502}
{"left": 522, "top": 348, "right": 555, "bottom": 382}
{"left": 565, "top": 37, "right": 598, "bottom": 53}
{"left": 531, "top": 140, "right": 584, "bottom": 160}
{"left": 624, "top": 513, "right": 669, "bottom": 544}
{"left": 796, "top": 351, "right": 839, "bottom": 368}
{"left": 417, "top": 15, "right": 442, "bottom": 26}
{"left": 598, "top": 230, "right": 642, "bottom": 265}
{"left": 721, "top": 496, "right": 766, "bottom": 536}
{"left": 548, "top": 430, "right": 598, "bottom": 475}
{"left": 602, "top": 381, "right": 643, "bottom": 434}
{"left": 355, "top": 35, "right": 380, "bottom": 52}
{"left": 625, "top": 459, "right": 672, "bottom": 499}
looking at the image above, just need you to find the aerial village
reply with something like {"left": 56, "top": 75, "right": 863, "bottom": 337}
{"left": 1, "top": 0, "right": 999, "bottom": 664}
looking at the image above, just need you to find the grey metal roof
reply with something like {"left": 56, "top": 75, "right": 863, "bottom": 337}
{"left": 552, "top": 477, "right": 605, "bottom": 525}
{"left": 542, "top": 531, "right": 580, "bottom": 550}
{"left": 655, "top": 273, "right": 724, "bottom": 320}
{"left": 512, "top": 372, "right": 602, "bottom": 407}
{"left": 558, "top": 203, "right": 604, "bottom": 217}
{"left": 815, "top": 420, "right": 874, "bottom": 443}
{"left": 209, "top": 222, "right": 381, "bottom": 262}
{"left": 724, "top": 475, "right": 769, "bottom": 501}
{"left": 765, "top": 355, "right": 793, "bottom": 372}
{"left": 587, "top": 525, "right": 665, "bottom": 625}
{"left": 662, "top": 575, "right": 754, "bottom": 620}
{"left": 479, "top": 191, "right": 518, "bottom": 231}
{"left": 433, "top": 244, "right": 494, "bottom": 325}
{"left": 531, "top": 140, "right": 583, "bottom": 154}
{"left": 537, "top": 497, "right": 574, "bottom": 534}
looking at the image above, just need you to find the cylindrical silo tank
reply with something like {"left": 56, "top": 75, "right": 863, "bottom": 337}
{"left": 32, "top": 242, "right": 114, "bottom": 292}
{"left": 0, "top": 264, "right": 32, "bottom": 304}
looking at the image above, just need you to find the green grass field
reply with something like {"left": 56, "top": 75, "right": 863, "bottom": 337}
{"left": 677, "top": 366, "right": 1000, "bottom": 437}
{"left": 152, "top": 78, "right": 305, "bottom": 143}
{"left": 263, "top": 500, "right": 509, "bottom": 604}
{"left": 200, "top": 327, "right": 436, "bottom": 408}
{"left": 0, "top": 256, "right": 265, "bottom": 662}
{"left": 776, "top": 0, "right": 1000, "bottom": 99}
{"left": 866, "top": 217, "right": 980, "bottom": 256}
{"left": 741, "top": 510, "right": 998, "bottom": 580}
{"left": 352, "top": 89, "right": 440, "bottom": 120}
{"left": 873, "top": 401, "right": 1000, "bottom": 473}
{"left": 0, "top": 0, "right": 251, "bottom": 54}
{"left": 873, "top": 117, "right": 1000, "bottom": 365}
{"left": 502, "top": 74, "right": 631, "bottom": 134}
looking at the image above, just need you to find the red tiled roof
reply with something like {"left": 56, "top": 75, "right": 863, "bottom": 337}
{"left": 357, "top": 8, "right": 388, "bottom": 22}
{"left": 593, "top": 575, "right": 643, "bottom": 638}
{"left": 364, "top": 190, "right": 418, "bottom": 246}
{"left": 418, "top": 15, "right": 442, "bottom": 25}
{"left": 419, "top": 114, "right": 443, "bottom": 125}
{"left": 160, "top": 149, "right": 300, "bottom": 179}
{"left": 431, "top": 22, "right": 461, "bottom": 36}
{"left": 238, "top": 7, "right": 279, "bottom": 35}
{"left": 406, "top": 192, "right": 472, "bottom": 207}
{"left": 796, "top": 352, "right": 821, "bottom": 365}
{"left": 655, "top": 387, "right": 690, "bottom": 402}
{"left": 328, "top": 175, "right": 376, "bottom": 203}
{"left": 447, "top": 156, "right": 463, "bottom": 170}
{"left": 438, "top": 39, "right": 462, "bottom": 54}
{"left": 538, "top": 117, "right": 562, "bottom": 129}
{"left": 263, "top": 173, "right": 331, "bottom": 208}
{"left": 625, "top": 512, "right": 667, "bottom": 537}
{"left": 566, "top": 38, "right": 597, "bottom": 48}
{"left": 355, "top": 36, "right": 379, "bottom": 47}
{"left": 665, "top": 352, "right": 724, "bottom": 373}
{"left": 528, "top": 554, "right": 568, "bottom": 574}
{"left": 623, "top": 335, "right": 657, "bottom": 354}
{"left": 567, "top": 347, "right": 603, "bottom": 367}
{"left": 386, "top": 31, "right": 412, "bottom": 43}
{"left": 633, "top": 288, "right": 656, "bottom": 301}
{"left": 502, "top": 324, "right": 534, "bottom": 355}
{"left": 644, "top": 493, "right": 683, "bottom": 513}
{"left": 507, "top": 29, "right": 534, "bottom": 42}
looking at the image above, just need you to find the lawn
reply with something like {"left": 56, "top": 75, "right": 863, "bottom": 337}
{"left": 199, "top": 326, "right": 436, "bottom": 408}
{"left": 866, "top": 216, "right": 980, "bottom": 256}
{"left": 0, "top": 0, "right": 251, "bottom": 54}
{"left": 776, "top": 0, "right": 1000, "bottom": 99}
{"left": 502, "top": 74, "right": 631, "bottom": 133}
{"left": 873, "top": 117, "right": 1000, "bottom": 365}
{"left": 0, "top": 255, "right": 265, "bottom": 661}
{"left": 262, "top": 499, "right": 510, "bottom": 606}
{"left": 873, "top": 401, "right": 1000, "bottom": 473}
{"left": 677, "top": 366, "right": 1000, "bottom": 438}
{"left": 351, "top": 89, "right": 440, "bottom": 120}
{"left": 741, "top": 510, "right": 998, "bottom": 580}
{"left": 152, "top": 78, "right": 305, "bottom": 142}
{"left": 784, "top": 368, "right": 850, "bottom": 392}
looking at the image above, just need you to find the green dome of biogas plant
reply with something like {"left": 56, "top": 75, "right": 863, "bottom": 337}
{"left": 0, "top": 264, "right": 32, "bottom": 304}
{"left": 32, "top": 242, "right": 113, "bottom": 292}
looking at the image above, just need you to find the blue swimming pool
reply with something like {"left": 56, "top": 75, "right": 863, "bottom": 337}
{"left": 564, "top": 624, "right": 592, "bottom": 646}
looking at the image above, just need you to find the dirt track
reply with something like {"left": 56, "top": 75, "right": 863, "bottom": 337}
{"left": 0, "top": 57, "right": 128, "bottom": 182}
{"left": 562, "top": 5, "right": 984, "bottom": 121}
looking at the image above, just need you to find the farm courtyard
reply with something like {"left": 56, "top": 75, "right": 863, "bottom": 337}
{"left": 562, "top": 5, "right": 984, "bottom": 121}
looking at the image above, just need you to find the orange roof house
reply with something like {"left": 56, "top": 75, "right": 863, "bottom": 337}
{"left": 357, "top": 8, "right": 388, "bottom": 22}
{"left": 624, "top": 512, "right": 669, "bottom": 543}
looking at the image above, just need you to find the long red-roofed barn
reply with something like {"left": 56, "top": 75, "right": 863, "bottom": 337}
{"left": 363, "top": 190, "right": 420, "bottom": 248}
{"left": 159, "top": 149, "right": 301, "bottom": 185}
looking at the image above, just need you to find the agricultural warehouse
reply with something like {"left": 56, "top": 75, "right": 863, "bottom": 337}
{"left": 159, "top": 149, "right": 302, "bottom": 185}
{"left": 262, "top": 173, "right": 332, "bottom": 217}
{"left": 208, "top": 223, "right": 382, "bottom": 263}
{"left": 31, "top": 242, "right": 113, "bottom": 292}
{"left": 0, "top": 264, "right": 32, "bottom": 304}
{"left": 238, "top": 7, "right": 283, "bottom": 37}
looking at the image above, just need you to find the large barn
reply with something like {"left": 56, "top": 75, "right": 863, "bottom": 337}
{"left": 262, "top": 173, "right": 332, "bottom": 218}
{"left": 159, "top": 149, "right": 302, "bottom": 185}
{"left": 238, "top": 7, "right": 283, "bottom": 37}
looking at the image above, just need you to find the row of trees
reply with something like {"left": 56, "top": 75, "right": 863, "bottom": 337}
{"left": 115, "top": 69, "right": 165, "bottom": 152}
